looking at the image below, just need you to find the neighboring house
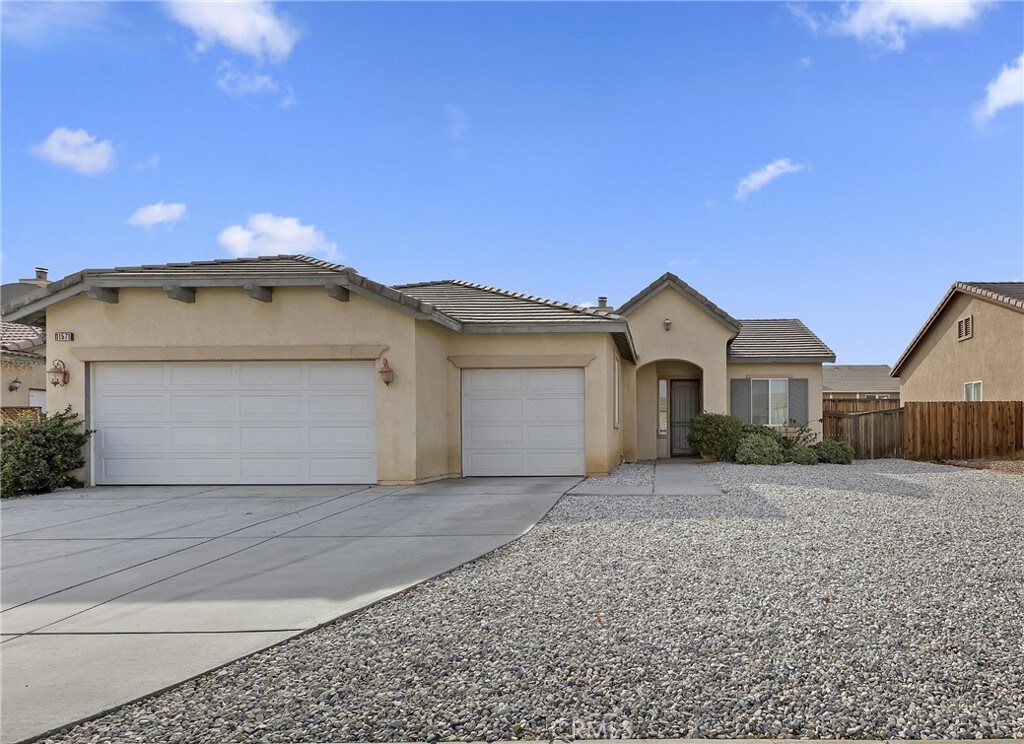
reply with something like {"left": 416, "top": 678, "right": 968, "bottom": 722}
{"left": 822, "top": 365, "right": 900, "bottom": 401}
{"left": 1, "top": 321, "right": 47, "bottom": 411}
{"left": 0, "top": 257, "right": 834, "bottom": 486}
{"left": 892, "top": 282, "right": 1024, "bottom": 403}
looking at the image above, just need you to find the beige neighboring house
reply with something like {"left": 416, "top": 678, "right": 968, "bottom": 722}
{"left": 822, "top": 365, "right": 900, "bottom": 401}
{"left": 1, "top": 321, "right": 47, "bottom": 412}
{"left": 892, "top": 282, "right": 1024, "bottom": 402}
{"left": 0, "top": 257, "right": 834, "bottom": 486}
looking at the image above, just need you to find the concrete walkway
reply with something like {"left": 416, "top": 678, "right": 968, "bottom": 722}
{"left": 653, "top": 458, "right": 724, "bottom": 495}
{"left": 569, "top": 459, "right": 723, "bottom": 496}
{"left": 0, "top": 478, "right": 574, "bottom": 743}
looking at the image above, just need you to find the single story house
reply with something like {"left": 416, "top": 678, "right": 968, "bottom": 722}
{"left": 822, "top": 364, "right": 900, "bottom": 401}
{"left": 1, "top": 256, "right": 835, "bottom": 485}
{"left": 892, "top": 282, "right": 1023, "bottom": 402}
{"left": 1, "top": 321, "right": 47, "bottom": 412}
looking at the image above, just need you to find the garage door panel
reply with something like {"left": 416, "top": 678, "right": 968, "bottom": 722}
{"left": 170, "top": 364, "right": 233, "bottom": 386}
{"left": 308, "top": 394, "right": 375, "bottom": 417}
{"left": 523, "top": 396, "right": 583, "bottom": 419}
{"left": 101, "top": 396, "right": 166, "bottom": 417}
{"left": 308, "top": 426, "right": 374, "bottom": 448}
{"left": 462, "top": 369, "right": 584, "bottom": 476}
{"left": 93, "top": 362, "right": 377, "bottom": 485}
{"left": 101, "top": 427, "right": 167, "bottom": 449}
{"left": 170, "top": 395, "right": 235, "bottom": 417}
{"left": 466, "top": 398, "right": 523, "bottom": 419}
{"left": 464, "top": 425, "right": 524, "bottom": 447}
{"left": 169, "top": 427, "right": 234, "bottom": 448}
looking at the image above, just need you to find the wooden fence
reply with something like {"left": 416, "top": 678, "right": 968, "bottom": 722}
{"left": 824, "top": 408, "right": 904, "bottom": 459}
{"left": 903, "top": 401, "right": 1023, "bottom": 460}
{"left": 824, "top": 401, "right": 1024, "bottom": 460}
{"left": 822, "top": 397, "right": 901, "bottom": 414}
{"left": 1, "top": 406, "right": 43, "bottom": 422}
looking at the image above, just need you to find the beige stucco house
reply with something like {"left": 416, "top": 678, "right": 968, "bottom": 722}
{"left": 822, "top": 365, "right": 900, "bottom": 402}
{"left": 1, "top": 321, "right": 47, "bottom": 412}
{"left": 893, "top": 282, "right": 1024, "bottom": 403}
{"left": 1, "top": 256, "right": 834, "bottom": 485}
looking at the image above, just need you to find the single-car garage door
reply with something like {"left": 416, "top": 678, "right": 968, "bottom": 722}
{"left": 462, "top": 368, "right": 585, "bottom": 476}
{"left": 92, "top": 361, "right": 377, "bottom": 485}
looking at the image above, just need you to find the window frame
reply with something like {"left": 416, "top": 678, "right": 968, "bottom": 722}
{"left": 657, "top": 379, "right": 669, "bottom": 437}
{"left": 613, "top": 360, "right": 621, "bottom": 429}
{"left": 964, "top": 380, "right": 983, "bottom": 402}
{"left": 751, "top": 377, "right": 789, "bottom": 427}
{"left": 957, "top": 315, "right": 973, "bottom": 341}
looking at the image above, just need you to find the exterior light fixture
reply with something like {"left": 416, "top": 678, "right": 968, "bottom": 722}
{"left": 663, "top": 318, "right": 672, "bottom": 331}
{"left": 378, "top": 358, "right": 394, "bottom": 385}
{"left": 47, "top": 360, "right": 70, "bottom": 387}
{"left": 8, "top": 378, "right": 21, "bottom": 392}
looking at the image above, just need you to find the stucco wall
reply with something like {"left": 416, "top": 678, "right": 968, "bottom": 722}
{"left": 727, "top": 362, "right": 825, "bottom": 437}
{"left": 899, "top": 294, "right": 1024, "bottom": 402}
{"left": 0, "top": 358, "right": 46, "bottom": 408}
{"left": 624, "top": 286, "right": 733, "bottom": 413}
{"left": 46, "top": 287, "right": 419, "bottom": 484}
{"left": 45, "top": 285, "right": 626, "bottom": 483}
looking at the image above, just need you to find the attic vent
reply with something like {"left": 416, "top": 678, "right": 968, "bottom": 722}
{"left": 957, "top": 315, "right": 973, "bottom": 341}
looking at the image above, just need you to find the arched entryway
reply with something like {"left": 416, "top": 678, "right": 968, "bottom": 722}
{"left": 635, "top": 359, "right": 705, "bottom": 459}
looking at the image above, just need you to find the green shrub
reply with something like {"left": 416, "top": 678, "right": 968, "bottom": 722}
{"left": 786, "top": 444, "right": 819, "bottom": 465}
{"left": 687, "top": 413, "right": 743, "bottom": 461}
{"left": 1, "top": 407, "right": 94, "bottom": 498}
{"left": 741, "top": 423, "right": 784, "bottom": 447}
{"left": 814, "top": 438, "right": 855, "bottom": 464}
{"left": 780, "top": 424, "right": 817, "bottom": 450}
{"left": 735, "top": 432, "right": 785, "bottom": 465}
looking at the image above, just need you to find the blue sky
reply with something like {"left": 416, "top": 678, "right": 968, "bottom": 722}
{"left": 2, "top": 1, "right": 1022, "bottom": 366}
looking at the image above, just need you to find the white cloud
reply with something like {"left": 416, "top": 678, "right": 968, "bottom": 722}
{"left": 164, "top": 1, "right": 299, "bottom": 63}
{"left": 973, "top": 53, "right": 1024, "bottom": 124}
{"left": 735, "top": 158, "right": 807, "bottom": 201}
{"left": 30, "top": 127, "right": 116, "bottom": 174}
{"left": 127, "top": 202, "right": 187, "bottom": 229}
{"left": 1, "top": 2, "right": 111, "bottom": 44}
{"left": 217, "top": 63, "right": 278, "bottom": 97}
{"left": 218, "top": 213, "right": 338, "bottom": 260}
{"left": 790, "top": 1, "right": 992, "bottom": 51}
{"left": 800, "top": 56, "right": 813, "bottom": 68}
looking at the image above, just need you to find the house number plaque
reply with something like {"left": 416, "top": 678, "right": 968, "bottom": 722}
{"left": 53, "top": 331, "right": 75, "bottom": 341}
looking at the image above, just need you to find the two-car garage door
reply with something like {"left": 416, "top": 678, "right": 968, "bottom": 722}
{"left": 92, "top": 361, "right": 377, "bottom": 485}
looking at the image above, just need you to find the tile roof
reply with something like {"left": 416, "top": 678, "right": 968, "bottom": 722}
{"left": 823, "top": 365, "right": 900, "bottom": 393}
{"left": 395, "top": 280, "right": 620, "bottom": 324}
{"left": 1, "top": 321, "right": 44, "bottom": 345}
{"left": 957, "top": 282, "right": 1024, "bottom": 310}
{"left": 728, "top": 319, "right": 836, "bottom": 362}
{"left": 892, "top": 281, "right": 1024, "bottom": 376}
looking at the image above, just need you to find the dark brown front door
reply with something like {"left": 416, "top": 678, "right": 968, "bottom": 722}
{"left": 670, "top": 380, "right": 700, "bottom": 455}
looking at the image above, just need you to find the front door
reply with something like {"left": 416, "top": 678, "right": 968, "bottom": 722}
{"left": 670, "top": 380, "right": 700, "bottom": 455}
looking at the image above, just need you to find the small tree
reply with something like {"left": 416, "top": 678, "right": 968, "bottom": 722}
{"left": 1, "top": 407, "right": 94, "bottom": 498}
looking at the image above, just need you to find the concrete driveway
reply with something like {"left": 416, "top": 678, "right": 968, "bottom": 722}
{"left": 0, "top": 477, "right": 575, "bottom": 743}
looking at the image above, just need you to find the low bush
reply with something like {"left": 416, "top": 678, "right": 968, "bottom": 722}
{"left": 687, "top": 413, "right": 743, "bottom": 461}
{"left": 780, "top": 424, "right": 817, "bottom": 450}
{"left": 735, "top": 432, "right": 785, "bottom": 465}
{"left": 741, "top": 423, "right": 784, "bottom": 447}
{"left": 1, "top": 407, "right": 94, "bottom": 498}
{"left": 786, "top": 444, "right": 819, "bottom": 465}
{"left": 814, "top": 438, "right": 855, "bottom": 464}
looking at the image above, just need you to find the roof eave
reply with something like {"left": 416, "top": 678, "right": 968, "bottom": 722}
{"left": 728, "top": 354, "right": 837, "bottom": 364}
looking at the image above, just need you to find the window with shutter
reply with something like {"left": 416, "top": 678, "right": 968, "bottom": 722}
{"left": 957, "top": 315, "right": 973, "bottom": 341}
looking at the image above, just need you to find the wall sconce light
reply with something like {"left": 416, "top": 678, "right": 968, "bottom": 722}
{"left": 8, "top": 378, "right": 21, "bottom": 392}
{"left": 663, "top": 318, "right": 673, "bottom": 331}
{"left": 47, "top": 360, "right": 70, "bottom": 387}
{"left": 378, "top": 358, "right": 394, "bottom": 385}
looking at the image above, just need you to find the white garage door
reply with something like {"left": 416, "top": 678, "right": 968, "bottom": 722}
{"left": 462, "top": 368, "right": 585, "bottom": 476}
{"left": 92, "top": 361, "right": 377, "bottom": 485}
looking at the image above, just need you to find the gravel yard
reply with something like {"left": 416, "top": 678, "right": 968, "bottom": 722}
{"left": 46, "top": 460, "right": 1023, "bottom": 742}
{"left": 578, "top": 462, "right": 654, "bottom": 488}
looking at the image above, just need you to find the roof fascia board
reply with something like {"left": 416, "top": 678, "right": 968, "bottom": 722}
{"left": 460, "top": 322, "right": 630, "bottom": 334}
{"left": 88, "top": 276, "right": 349, "bottom": 289}
{"left": 891, "top": 285, "right": 960, "bottom": 376}
{"left": 728, "top": 355, "right": 836, "bottom": 364}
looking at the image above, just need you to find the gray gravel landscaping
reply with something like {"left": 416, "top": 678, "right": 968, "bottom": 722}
{"left": 578, "top": 462, "right": 654, "bottom": 489}
{"left": 45, "top": 460, "right": 1023, "bottom": 742}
